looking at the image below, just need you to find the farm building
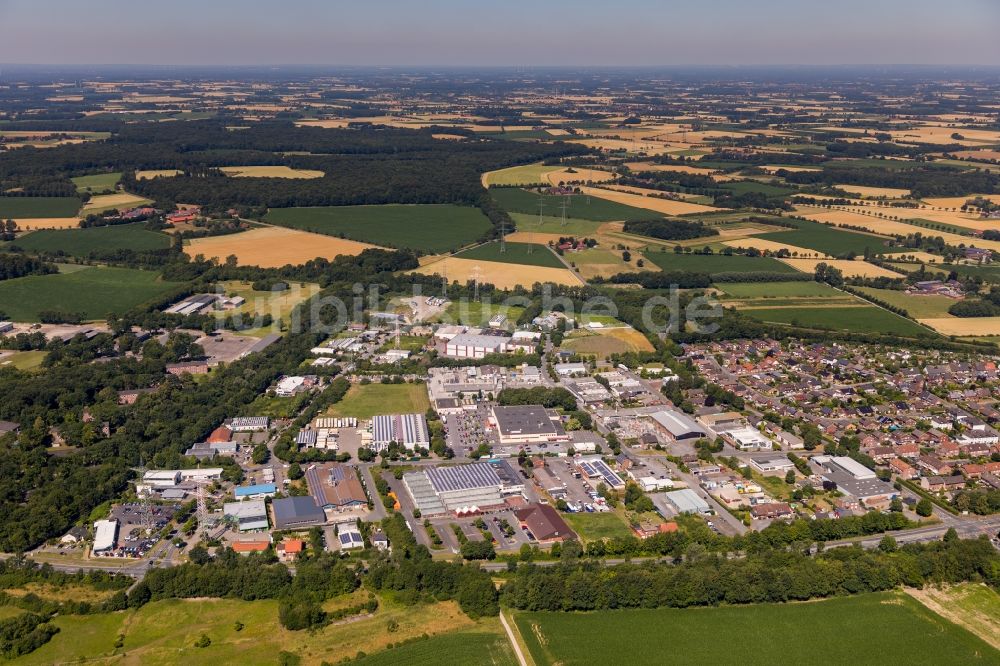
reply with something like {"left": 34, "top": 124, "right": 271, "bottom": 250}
{"left": 514, "top": 503, "right": 575, "bottom": 543}
{"left": 223, "top": 500, "right": 269, "bottom": 532}
{"left": 371, "top": 413, "right": 430, "bottom": 451}
{"left": 444, "top": 333, "right": 511, "bottom": 359}
{"left": 92, "top": 519, "right": 119, "bottom": 554}
{"left": 305, "top": 463, "right": 368, "bottom": 512}
{"left": 271, "top": 496, "right": 325, "bottom": 530}
{"left": 649, "top": 410, "right": 706, "bottom": 441}
{"left": 664, "top": 489, "right": 711, "bottom": 515}
{"left": 490, "top": 405, "right": 569, "bottom": 445}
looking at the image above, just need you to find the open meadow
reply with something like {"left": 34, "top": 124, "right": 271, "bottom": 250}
{"left": 644, "top": 250, "right": 801, "bottom": 275}
{"left": 186, "top": 225, "right": 378, "bottom": 267}
{"left": 80, "top": 193, "right": 153, "bottom": 215}
{"left": 491, "top": 188, "right": 654, "bottom": 221}
{"left": 265, "top": 204, "right": 492, "bottom": 252}
{"left": 0, "top": 266, "right": 181, "bottom": 321}
{"left": 72, "top": 172, "right": 122, "bottom": 194}
{"left": 742, "top": 304, "right": 933, "bottom": 337}
{"left": 12, "top": 596, "right": 501, "bottom": 666}
{"left": 513, "top": 591, "right": 999, "bottom": 666}
{"left": 325, "top": 382, "right": 431, "bottom": 419}
{"left": 561, "top": 326, "right": 654, "bottom": 358}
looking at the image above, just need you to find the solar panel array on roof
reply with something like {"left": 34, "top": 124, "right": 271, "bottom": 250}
{"left": 338, "top": 532, "right": 363, "bottom": 546}
{"left": 426, "top": 463, "right": 503, "bottom": 493}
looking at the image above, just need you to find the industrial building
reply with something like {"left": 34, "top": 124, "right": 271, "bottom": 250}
{"left": 305, "top": 463, "right": 368, "bottom": 512}
{"left": 371, "top": 413, "right": 430, "bottom": 451}
{"left": 92, "top": 519, "right": 118, "bottom": 554}
{"left": 272, "top": 496, "right": 325, "bottom": 530}
{"left": 575, "top": 455, "right": 625, "bottom": 489}
{"left": 649, "top": 410, "right": 706, "bottom": 441}
{"left": 223, "top": 500, "right": 269, "bottom": 531}
{"left": 815, "top": 455, "right": 898, "bottom": 507}
{"left": 444, "top": 333, "right": 510, "bottom": 359}
{"left": 142, "top": 468, "right": 223, "bottom": 487}
{"left": 234, "top": 483, "right": 277, "bottom": 500}
{"left": 749, "top": 454, "right": 795, "bottom": 474}
{"left": 490, "top": 405, "right": 568, "bottom": 445}
{"left": 664, "top": 489, "right": 711, "bottom": 515}
{"left": 229, "top": 416, "right": 270, "bottom": 432}
{"left": 403, "top": 460, "right": 523, "bottom": 515}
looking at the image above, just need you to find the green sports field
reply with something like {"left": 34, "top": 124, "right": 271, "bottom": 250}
{"left": 758, "top": 219, "right": 897, "bottom": 256}
{"left": 644, "top": 250, "right": 802, "bottom": 274}
{"left": 264, "top": 204, "right": 493, "bottom": 252}
{"left": 0, "top": 266, "right": 181, "bottom": 321}
{"left": 743, "top": 304, "right": 934, "bottom": 337}
{"left": 513, "top": 592, "right": 998, "bottom": 666}
{"left": 13, "top": 223, "right": 172, "bottom": 256}
{"left": 491, "top": 187, "right": 655, "bottom": 221}
{"left": 0, "top": 196, "right": 81, "bottom": 218}
{"left": 455, "top": 241, "right": 564, "bottom": 268}
{"left": 71, "top": 172, "right": 122, "bottom": 194}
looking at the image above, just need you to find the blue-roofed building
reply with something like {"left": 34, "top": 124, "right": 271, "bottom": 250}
{"left": 234, "top": 483, "right": 277, "bottom": 500}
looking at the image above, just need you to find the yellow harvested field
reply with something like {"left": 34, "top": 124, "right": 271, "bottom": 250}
{"left": 723, "top": 238, "right": 829, "bottom": 258}
{"left": 11, "top": 218, "right": 81, "bottom": 230}
{"left": 623, "top": 162, "right": 718, "bottom": 175}
{"left": 135, "top": 169, "right": 182, "bottom": 180}
{"left": 220, "top": 166, "right": 325, "bottom": 179}
{"left": 949, "top": 150, "right": 1000, "bottom": 161}
{"left": 81, "top": 193, "right": 151, "bottom": 213}
{"left": 482, "top": 163, "right": 557, "bottom": 187}
{"left": 834, "top": 184, "right": 911, "bottom": 198}
{"left": 918, "top": 317, "right": 1000, "bottom": 337}
{"left": 295, "top": 118, "right": 353, "bottom": 129}
{"left": 546, "top": 128, "right": 569, "bottom": 136}
{"left": 922, "top": 194, "right": 1000, "bottom": 209}
{"left": 779, "top": 258, "right": 902, "bottom": 278}
{"left": 580, "top": 186, "right": 721, "bottom": 216}
{"left": 798, "top": 206, "right": 1000, "bottom": 248}
{"left": 414, "top": 256, "right": 580, "bottom": 289}
{"left": 545, "top": 167, "right": 615, "bottom": 185}
{"left": 568, "top": 138, "right": 676, "bottom": 155}
{"left": 431, "top": 133, "right": 467, "bottom": 141}
{"left": 821, "top": 124, "right": 1000, "bottom": 146}
{"left": 187, "top": 226, "right": 378, "bottom": 267}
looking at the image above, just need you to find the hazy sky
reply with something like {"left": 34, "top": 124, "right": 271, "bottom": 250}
{"left": 1, "top": 0, "right": 998, "bottom": 67}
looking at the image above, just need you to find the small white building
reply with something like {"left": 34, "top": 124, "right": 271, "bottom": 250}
{"left": 275, "top": 376, "right": 307, "bottom": 397}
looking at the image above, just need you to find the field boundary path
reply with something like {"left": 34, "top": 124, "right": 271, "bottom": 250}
{"left": 500, "top": 610, "right": 531, "bottom": 666}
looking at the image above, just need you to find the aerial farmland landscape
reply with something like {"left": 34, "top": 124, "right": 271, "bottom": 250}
{"left": 0, "top": 1, "right": 999, "bottom": 664}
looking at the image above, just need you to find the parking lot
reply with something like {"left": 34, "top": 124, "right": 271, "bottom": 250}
{"left": 108, "top": 502, "right": 180, "bottom": 557}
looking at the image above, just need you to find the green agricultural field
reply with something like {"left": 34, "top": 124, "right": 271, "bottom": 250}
{"left": 13, "top": 223, "right": 172, "bottom": 257}
{"left": 264, "top": 204, "right": 492, "bottom": 253}
{"left": 718, "top": 180, "right": 796, "bottom": 197}
{"left": 938, "top": 263, "right": 1000, "bottom": 284}
{"left": 0, "top": 266, "right": 181, "bottom": 322}
{"left": 508, "top": 212, "right": 604, "bottom": 236}
{"left": 456, "top": 241, "right": 564, "bottom": 268}
{"left": 644, "top": 250, "right": 801, "bottom": 275}
{"left": 71, "top": 172, "right": 122, "bottom": 194}
{"left": 562, "top": 512, "right": 633, "bottom": 542}
{"left": 513, "top": 591, "right": 998, "bottom": 666}
{"left": 855, "top": 286, "right": 958, "bottom": 318}
{"left": 0, "top": 196, "right": 81, "bottom": 218}
{"left": 350, "top": 631, "right": 517, "bottom": 666}
{"left": 491, "top": 187, "right": 655, "bottom": 221}
{"left": 758, "top": 218, "right": 897, "bottom": 256}
{"left": 326, "top": 382, "right": 431, "bottom": 419}
{"left": 716, "top": 281, "right": 840, "bottom": 298}
{"left": 743, "top": 305, "right": 933, "bottom": 337}
{"left": 483, "top": 163, "right": 557, "bottom": 186}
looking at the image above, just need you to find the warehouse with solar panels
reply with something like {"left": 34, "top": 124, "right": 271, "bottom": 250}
{"left": 371, "top": 413, "right": 430, "bottom": 451}
{"left": 403, "top": 460, "right": 524, "bottom": 515}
